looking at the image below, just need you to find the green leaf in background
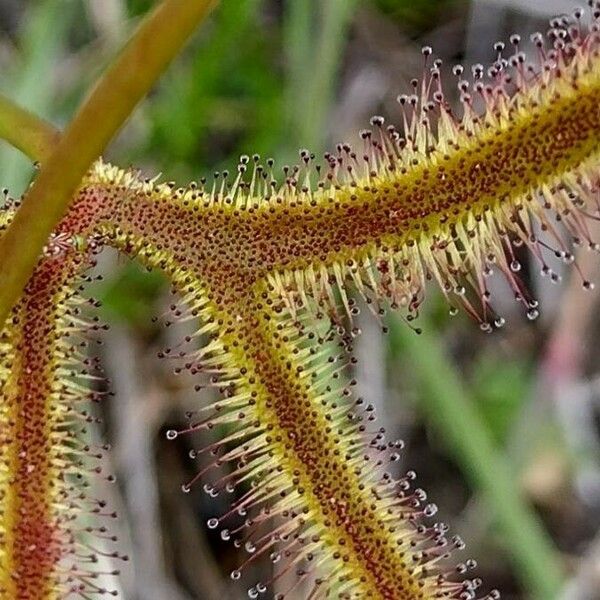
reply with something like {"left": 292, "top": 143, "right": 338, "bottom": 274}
{"left": 0, "top": 0, "right": 76, "bottom": 196}
{"left": 470, "top": 355, "right": 531, "bottom": 444}
{"left": 95, "top": 261, "right": 165, "bottom": 329}
{"left": 133, "top": 0, "right": 282, "bottom": 182}
{"left": 375, "top": 0, "right": 466, "bottom": 34}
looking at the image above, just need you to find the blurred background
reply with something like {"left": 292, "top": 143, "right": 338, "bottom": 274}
{"left": 1, "top": 0, "right": 599, "bottom": 598}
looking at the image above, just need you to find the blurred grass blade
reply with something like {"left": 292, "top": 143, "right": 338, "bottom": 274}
{"left": 0, "top": 0, "right": 72, "bottom": 195}
{"left": 284, "top": 0, "right": 358, "bottom": 152}
{"left": 283, "top": 0, "right": 311, "bottom": 139}
{"left": 388, "top": 317, "right": 563, "bottom": 600}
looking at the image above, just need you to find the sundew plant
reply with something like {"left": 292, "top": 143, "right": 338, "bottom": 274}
{"left": 1, "top": 1, "right": 600, "bottom": 599}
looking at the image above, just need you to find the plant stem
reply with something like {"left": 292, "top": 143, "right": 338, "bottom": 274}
{"left": 0, "top": 94, "right": 59, "bottom": 165}
{"left": 0, "top": 0, "right": 218, "bottom": 328}
{"left": 388, "top": 317, "right": 563, "bottom": 600}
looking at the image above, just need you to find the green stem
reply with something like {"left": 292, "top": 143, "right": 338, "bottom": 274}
{"left": 388, "top": 318, "right": 563, "bottom": 600}
{"left": 0, "top": 94, "right": 59, "bottom": 164}
{"left": 0, "top": 0, "right": 218, "bottom": 328}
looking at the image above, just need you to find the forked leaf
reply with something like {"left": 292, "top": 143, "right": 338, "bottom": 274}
{"left": 3, "top": 7, "right": 600, "bottom": 599}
